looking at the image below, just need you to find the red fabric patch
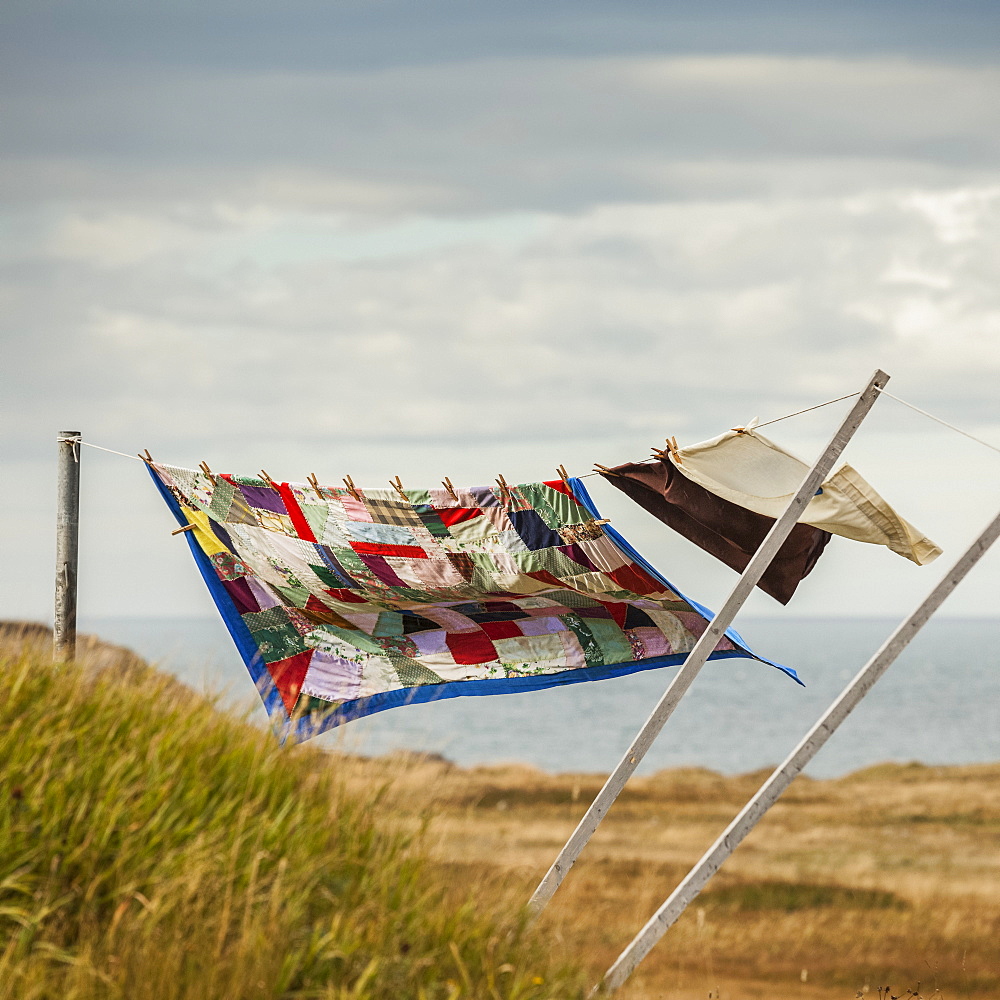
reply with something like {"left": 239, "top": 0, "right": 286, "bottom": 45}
{"left": 526, "top": 569, "right": 566, "bottom": 589}
{"left": 607, "top": 563, "right": 661, "bottom": 596}
{"left": 305, "top": 594, "right": 332, "bottom": 612}
{"left": 435, "top": 507, "right": 484, "bottom": 527}
{"left": 478, "top": 619, "right": 523, "bottom": 640}
{"left": 324, "top": 588, "right": 367, "bottom": 603}
{"left": 350, "top": 541, "right": 428, "bottom": 559}
{"left": 275, "top": 482, "right": 317, "bottom": 542}
{"left": 597, "top": 600, "right": 629, "bottom": 629}
{"left": 445, "top": 630, "right": 498, "bottom": 665}
{"left": 543, "top": 478, "right": 581, "bottom": 502}
{"left": 266, "top": 650, "right": 312, "bottom": 714}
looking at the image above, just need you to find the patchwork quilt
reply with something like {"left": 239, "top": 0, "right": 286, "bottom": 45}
{"left": 150, "top": 465, "right": 792, "bottom": 742}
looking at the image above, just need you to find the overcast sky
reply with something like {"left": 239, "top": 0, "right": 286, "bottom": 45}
{"left": 3, "top": 0, "right": 1000, "bottom": 626}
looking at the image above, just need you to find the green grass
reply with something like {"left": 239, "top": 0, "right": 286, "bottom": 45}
{"left": 0, "top": 643, "right": 585, "bottom": 1000}
{"left": 700, "top": 880, "right": 907, "bottom": 913}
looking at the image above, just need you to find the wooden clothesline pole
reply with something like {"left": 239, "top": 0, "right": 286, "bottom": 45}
{"left": 595, "top": 502, "right": 1000, "bottom": 995}
{"left": 54, "top": 430, "right": 81, "bottom": 661}
{"left": 528, "top": 369, "right": 890, "bottom": 915}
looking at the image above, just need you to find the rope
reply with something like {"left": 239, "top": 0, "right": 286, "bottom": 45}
{"left": 586, "top": 387, "right": 1000, "bottom": 476}
{"left": 753, "top": 391, "right": 861, "bottom": 429}
{"left": 75, "top": 440, "right": 146, "bottom": 461}
{"left": 581, "top": 391, "right": 864, "bottom": 476}
{"left": 65, "top": 387, "right": 1000, "bottom": 486}
{"left": 875, "top": 387, "right": 1000, "bottom": 457}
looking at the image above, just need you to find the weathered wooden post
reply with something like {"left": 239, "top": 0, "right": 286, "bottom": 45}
{"left": 54, "top": 430, "right": 81, "bottom": 661}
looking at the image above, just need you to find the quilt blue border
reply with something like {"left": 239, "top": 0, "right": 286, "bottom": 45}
{"left": 150, "top": 466, "right": 799, "bottom": 744}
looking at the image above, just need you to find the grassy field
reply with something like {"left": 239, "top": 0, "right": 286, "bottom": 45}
{"left": 356, "top": 754, "right": 1000, "bottom": 999}
{"left": 0, "top": 624, "right": 585, "bottom": 1000}
{"left": 2, "top": 622, "right": 998, "bottom": 999}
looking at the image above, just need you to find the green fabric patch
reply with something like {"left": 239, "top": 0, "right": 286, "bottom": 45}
{"left": 414, "top": 505, "right": 451, "bottom": 539}
{"left": 585, "top": 619, "right": 634, "bottom": 663}
{"left": 334, "top": 548, "right": 373, "bottom": 580}
{"left": 245, "top": 608, "right": 309, "bottom": 664}
{"left": 372, "top": 612, "right": 405, "bottom": 637}
{"left": 301, "top": 502, "right": 329, "bottom": 539}
{"left": 542, "top": 484, "right": 586, "bottom": 527}
{"left": 389, "top": 651, "right": 445, "bottom": 688}
{"left": 562, "top": 613, "right": 604, "bottom": 668}
{"left": 308, "top": 562, "right": 347, "bottom": 589}
{"left": 556, "top": 590, "right": 603, "bottom": 609}
{"left": 208, "top": 478, "right": 236, "bottom": 520}
{"left": 273, "top": 582, "right": 310, "bottom": 609}
{"left": 518, "top": 484, "right": 563, "bottom": 529}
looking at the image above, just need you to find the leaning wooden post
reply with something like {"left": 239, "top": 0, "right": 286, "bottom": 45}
{"left": 528, "top": 369, "right": 890, "bottom": 914}
{"left": 595, "top": 503, "right": 1000, "bottom": 995}
{"left": 54, "top": 430, "right": 81, "bottom": 662}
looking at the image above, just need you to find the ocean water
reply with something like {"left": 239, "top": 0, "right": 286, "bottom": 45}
{"left": 80, "top": 615, "right": 1000, "bottom": 778}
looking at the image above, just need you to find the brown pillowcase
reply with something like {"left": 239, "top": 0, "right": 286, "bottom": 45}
{"left": 601, "top": 457, "right": 831, "bottom": 605}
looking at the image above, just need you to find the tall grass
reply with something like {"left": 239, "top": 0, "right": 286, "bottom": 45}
{"left": 0, "top": 639, "right": 584, "bottom": 1000}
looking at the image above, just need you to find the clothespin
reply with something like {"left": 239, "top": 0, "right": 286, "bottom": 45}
{"left": 259, "top": 470, "right": 279, "bottom": 490}
{"left": 663, "top": 437, "right": 683, "bottom": 465}
{"left": 390, "top": 476, "right": 409, "bottom": 503}
{"left": 495, "top": 473, "right": 511, "bottom": 501}
{"left": 557, "top": 464, "right": 570, "bottom": 483}
{"left": 442, "top": 477, "right": 459, "bottom": 502}
{"left": 139, "top": 449, "right": 153, "bottom": 464}
{"left": 171, "top": 523, "right": 198, "bottom": 536}
{"left": 343, "top": 475, "right": 363, "bottom": 502}
{"left": 199, "top": 461, "right": 212, "bottom": 476}
{"left": 593, "top": 463, "right": 621, "bottom": 477}
{"left": 307, "top": 473, "right": 323, "bottom": 500}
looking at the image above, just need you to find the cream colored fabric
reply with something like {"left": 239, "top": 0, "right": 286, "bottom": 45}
{"left": 670, "top": 421, "right": 942, "bottom": 565}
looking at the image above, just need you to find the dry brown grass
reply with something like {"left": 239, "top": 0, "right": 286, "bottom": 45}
{"left": 340, "top": 754, "right": 1000, "bottom": 999}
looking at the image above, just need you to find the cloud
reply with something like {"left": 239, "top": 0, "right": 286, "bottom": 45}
{"left": 5, "top": 185, "right": 1000, "bottom": 458}
{"left": 4, "top": 56, "right": 1000, "bottom": 213}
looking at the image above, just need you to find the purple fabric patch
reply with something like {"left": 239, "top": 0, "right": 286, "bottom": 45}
{"left": 223, "top": 576, "right": 259, "bottom": 615}
{"left": 468, "top": 486, "right": 500, "bottom": 507}
{"left": 304, "top": 650, "right": 362, "bottom": 700}
{"left": 247, "top": 577, "right": 281, "bottom": 610}
{"left": 559, "top": 542, "right": 600, "bottom": 572}
{"left": 411, "top": 630, "right": 449, "bottom": 655}
{"left": 237, "top": 483, "right": 288, "bottom": 514}
{"left": 357, "top": 552, "right": 409, "bottom": 588}
{"left": 518, "top": 616, "right": 564, "bottom": 636}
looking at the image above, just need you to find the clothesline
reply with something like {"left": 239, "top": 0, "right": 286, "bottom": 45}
{"left": 579, "top": 389, "right": 865, "bottom": 475}
{"left": 64, "top": 386, "right": 1000, "bottom": 481}
{"left": 67, "top": 439, "right": 146, "bottom": 462}
{"left": 875, "top": 386, "right": 1000, "bottom": 458}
